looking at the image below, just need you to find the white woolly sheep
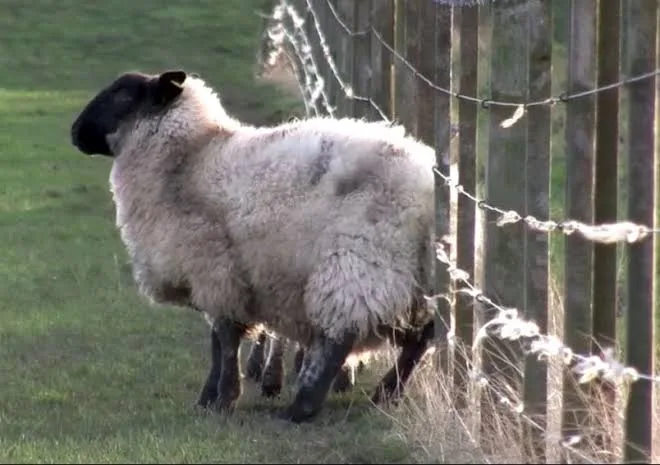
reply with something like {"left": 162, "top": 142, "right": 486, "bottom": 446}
{"left": 69, "top": 69, "right": 438, "bottom": 423}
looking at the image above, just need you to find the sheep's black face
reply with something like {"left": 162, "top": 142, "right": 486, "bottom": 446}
{"left": 70, "top": 70, "right": 187, "bottom": 157}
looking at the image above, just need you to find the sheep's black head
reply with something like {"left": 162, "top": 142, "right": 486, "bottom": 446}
{"left": 70, "top": 70, "right": 187, "bottom": 157}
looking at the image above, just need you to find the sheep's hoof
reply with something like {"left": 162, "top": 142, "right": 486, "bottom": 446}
{"left": 332, "top": 369, "right": 353, "bottom": 394}
{"left": 273, "top": 403, "right": 318, "bottom": 423}
{"left": 196, "top": 388, "right": 219, "bottom": 409}
{"left": 210, "top": 388, "right": 241, "bottom": 414}
{"left": 261, "top": 381, "right": 282, "bottom": 398}
{"left": 192, "top": 401, "right": 214, "bottom": 415}
{"left": 246, "top": 360, "right": 264, "bottom": 382}
{"left": 273, "top": 408, "right": 307, "bottom": 423}
{"left": 211, "top": 397, "right": 238, "bottom": 414}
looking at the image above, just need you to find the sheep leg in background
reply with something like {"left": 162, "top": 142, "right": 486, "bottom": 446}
{"left": 245, "top": 331, "right": 268, "bottom": 382}
{"left": 293, "top": 344, "right": 305, "bottom": 375}
{"left": 371, "top": 319, "right": 435, "bottom": 405}
{"left": 261, "top": 336, "right": 286, "bottom": 398}
{"left": 212, "top": 318, "right": 248, "bottom": 412}
{"left": 332, "top": 365, "right": 354, "bottom": 393}
{"left": 357, "top": 361, "right": 366, "bottom": 374}
{"left": 196, "top": 328, "right": 223, "bottom": 408}
{"left": 276, "top": 332, "right": 356, "bottom": 423}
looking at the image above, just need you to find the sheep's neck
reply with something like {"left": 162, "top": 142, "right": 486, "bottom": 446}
{"left": 110, "top": 125, "right": 227, "bottom": 230}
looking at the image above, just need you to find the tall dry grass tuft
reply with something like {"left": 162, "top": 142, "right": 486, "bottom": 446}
{"left": 382, "top": 346, "right": 526, "bottom": 464}
{"left": 380, "top": 277, "right": 658, "bottom": 464}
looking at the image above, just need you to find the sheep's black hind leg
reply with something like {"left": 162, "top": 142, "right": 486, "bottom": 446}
{"left": 276, "top": 332, "right": 355, "bottom": 423}
{"left": 213, "top": 318, "right": 248, "bottom": 412}
{"left": 371, "top": 320, "right": 435, "bottom": 405}
{"left": 261, "top": 337, "right": 286, "bottom": 398}
{"left": 197, "top": 328, "right": 223, "bottom": 408}
{"left": 245, "top": 332, "right": 267, "bottom": 382}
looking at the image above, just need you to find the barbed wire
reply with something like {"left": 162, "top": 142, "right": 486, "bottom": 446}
{"left": 302, "top": 0, "right": 390, "bottom": 120}
{"left": 322, "top": 0, "right": 660, "bottom": 111}
{"left": 258, "top": 15, "right": 312, "bottom": 114}
{"left": 270, "top": 0, "right": 660, "bottom": 245}
{"left": 279, "top": 47, "right": 315, "bottom": 117}
{"left": 432, "top": 243, "right": 660, "bottom": 387}
{"left": 433, "top": 171, "right": 660, "bottom": 244}
{"left": 266, "top": 2, "right": 336, "bottom": 117}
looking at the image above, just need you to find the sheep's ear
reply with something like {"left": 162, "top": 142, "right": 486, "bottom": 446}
{"left": 155, "top": 70, "right": 187, "bottom": 104}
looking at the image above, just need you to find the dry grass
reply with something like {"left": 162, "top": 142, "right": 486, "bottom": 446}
{"left": 376, "top": 280, "right": 660, "bottom": 464}
{"left": 378, "top": 349, "right": 658, "bottom": 464}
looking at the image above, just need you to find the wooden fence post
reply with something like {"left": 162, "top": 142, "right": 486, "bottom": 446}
{"left": 428, "top": 0, "right": 453, "bottom": 377}
{"left": 370, "top": 0, "right": 394, "bottom": 120}
{"left": 522, "top": 0, "right": 553, "bottom": 462}
{"left": 453, "top": 0, "right": 479, "bottom": 412}
{"left": 353, "top": 0, "right": 373, "bottom": 119}
{"left": 624, "top": 1, "right": 657, "bottom": 462}
{"left": 592, "top": 0, "right": 621, "bottom": 456}
{"left": 392, "top": 0, "right": 414, "bottom": 129}
{"left": 480, "top": 0, "right": 529, "bottom": 453}
{"left": 560, "top": 1, "right": 597, "bottom": 462}
{"left": 592, "top": 0, "right": 620, "bottom": 355}
{"left": 400, "top": 0, "right": 420, "bottom": 136}
{"left": 336, "top": 0, "right": 355, "bottom": 117}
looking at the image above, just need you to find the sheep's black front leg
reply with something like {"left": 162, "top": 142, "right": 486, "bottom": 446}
{"left": 371, "top": 319, "right": 435, "bottom": 405}
{"left": 276, "top": 332, "right": 355, "bottom": 423}
{"left": 197, "top": 328, "right": 223, "bottom": 408}
{"left": 245, "top": 332, "right": 268, "bottom": 382}
{"left": 213, "top": 318, "right": 247, "bottom": 412}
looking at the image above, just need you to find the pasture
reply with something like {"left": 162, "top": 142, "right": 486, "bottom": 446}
{"left": 0, "top": 1, "right": 419, "bottom": 462}
{"left": 5, "top": 0, "right": 658, "bottom": 463}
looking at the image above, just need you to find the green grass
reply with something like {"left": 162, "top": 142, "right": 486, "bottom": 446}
{"left": 0, "top": 2, "right": 414, "bottom": 462}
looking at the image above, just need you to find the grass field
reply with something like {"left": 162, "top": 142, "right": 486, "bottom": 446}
{"left": 0, "top": 1, "right": 420, "bottom": 462}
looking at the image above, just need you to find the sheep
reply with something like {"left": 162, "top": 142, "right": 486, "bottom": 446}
{"left": 69, "top": 69, "right": 438, "bottom": 423}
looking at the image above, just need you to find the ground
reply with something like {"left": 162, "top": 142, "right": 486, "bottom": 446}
{"left": 0, "top": 1, "right": 419, "bottom": 462}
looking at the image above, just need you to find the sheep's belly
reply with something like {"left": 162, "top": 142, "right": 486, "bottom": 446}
{"left": 249, "top": 280, "right": 311, "bottom": 343}
{"left": 232, "top": 203, "right": 429, "bottom": 342}
{"left": 244, "top": 253, "right": 426, "bottom": 346}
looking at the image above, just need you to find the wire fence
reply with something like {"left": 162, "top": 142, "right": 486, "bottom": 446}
{"left": 260, "top": 0, "right": 659, "bottom": 463}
